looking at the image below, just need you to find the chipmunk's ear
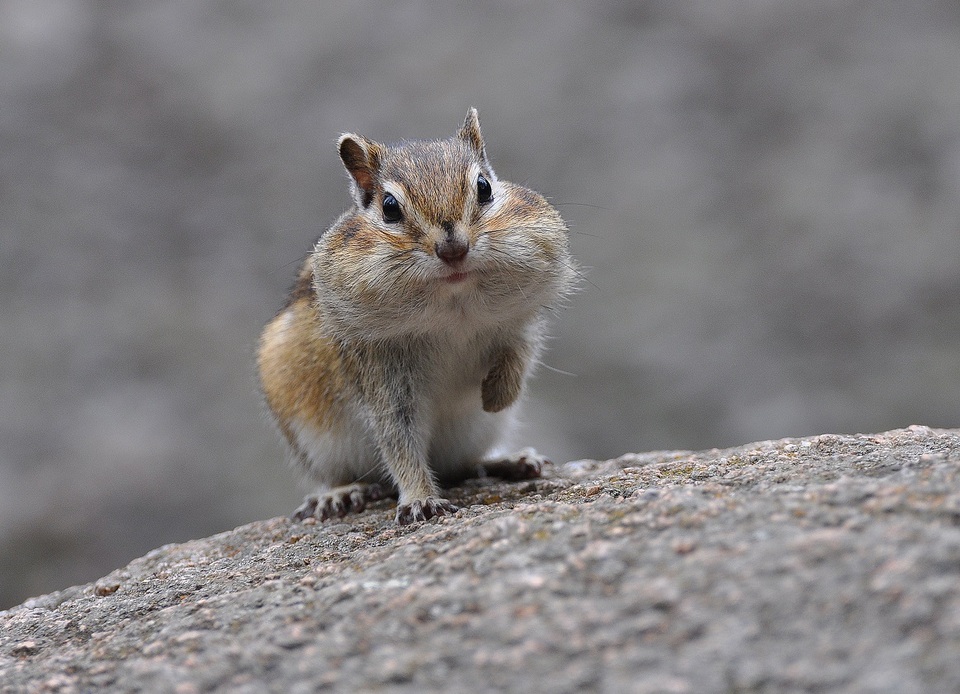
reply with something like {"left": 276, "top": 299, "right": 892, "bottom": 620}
{"left": 338, "top": 134, "right": 381, "bottom": 208}
{"left": 458, "top": 108, "right": 487, "bottom": 161}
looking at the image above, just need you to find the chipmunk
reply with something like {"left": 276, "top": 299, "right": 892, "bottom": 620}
{"left": 257, "top": 108, "right": 575, "bottom": 524}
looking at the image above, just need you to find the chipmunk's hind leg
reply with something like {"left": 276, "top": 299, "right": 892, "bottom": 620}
{"left": 395, "top": 497, "right": 460, "bottom": 525}
{"left": 480, "top": 447, "right": 549, "bottom": 481}
{"left": 292, "top": 482, "right": 389, "bottom": 521}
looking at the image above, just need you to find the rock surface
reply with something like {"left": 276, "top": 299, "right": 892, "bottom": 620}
{"left": 3, "top": 426, "right": 960, "bottom": 693}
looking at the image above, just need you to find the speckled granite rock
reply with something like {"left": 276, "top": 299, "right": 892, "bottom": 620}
{"left": 3, "top": 426, "right": 960, "bottom": 693}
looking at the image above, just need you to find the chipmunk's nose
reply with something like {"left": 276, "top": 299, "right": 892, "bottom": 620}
{"left": 436, "top": 222, "right": 469, "bottom": 265}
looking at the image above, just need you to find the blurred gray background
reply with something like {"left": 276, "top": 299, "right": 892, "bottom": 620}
{"left": 2, "top": 0, "right": 959, "bottom": 608}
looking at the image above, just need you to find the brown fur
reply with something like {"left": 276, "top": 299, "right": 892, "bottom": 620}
{"left": 257, "top": 288, "right": 349, "bottom": 449}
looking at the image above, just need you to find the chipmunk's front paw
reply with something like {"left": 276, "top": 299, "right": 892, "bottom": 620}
{"left": 292, "top": 483, "right": 385, "bottom": 522}
{"left": 395, "top": 497, "right": 459, "bottom": 525}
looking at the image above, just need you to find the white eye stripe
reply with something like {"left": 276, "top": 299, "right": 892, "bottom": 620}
{"left": 381, "top": 182, "right": 408, "bottom": 207}
{"left": 480, "top": 185, "right": 507, "bottom": 219}
{"left": 468, "top": 162, "right": 482, "bottom": 183}
{"left": 468, "top": 163, "right": 498, "bottom": 189}
{"left": 468, "top": 163, "right": 500, "bottom": 221}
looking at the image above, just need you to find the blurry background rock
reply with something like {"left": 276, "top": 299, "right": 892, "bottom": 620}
{"left": 1, "top": 0, "right": 958, "bottom": 608}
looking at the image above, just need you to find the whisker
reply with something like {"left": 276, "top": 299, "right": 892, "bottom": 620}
{"left": 273, "top": 253, "right": 310, "bottom": 274}
{"left": 538, "top": 363, "right": 579, "bottom": 377}
{"left": 563, "top": 262, "right": 598, "bottom": 290}
{"left": 554, "top": 202, "right": 609, "bottom": 211}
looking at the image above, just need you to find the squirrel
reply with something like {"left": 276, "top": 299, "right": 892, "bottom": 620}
{"left": 257, "top": 108, "right": 575, "bottom": 524}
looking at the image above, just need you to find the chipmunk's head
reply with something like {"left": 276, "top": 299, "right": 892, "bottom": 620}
{"left": 335, "top": 108, "right": 499, "bottom": 274}
{"left": 314, "top": 109, "right": 573, "bottom": 339}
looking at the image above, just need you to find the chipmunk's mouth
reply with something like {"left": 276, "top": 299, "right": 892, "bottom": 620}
{"left": 442, "top": 270, "right": 473, "bottom": 284}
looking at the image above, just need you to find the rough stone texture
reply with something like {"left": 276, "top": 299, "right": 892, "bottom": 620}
{"left": 3, "top": 427, "right": 960, "bottom": 693}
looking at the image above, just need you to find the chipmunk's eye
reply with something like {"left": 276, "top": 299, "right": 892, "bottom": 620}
{"left": 382, "top": 194, "right": 403, "bottom": 223}
{"left": 477, "top": 175, "right": 493, "bottom": 204}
